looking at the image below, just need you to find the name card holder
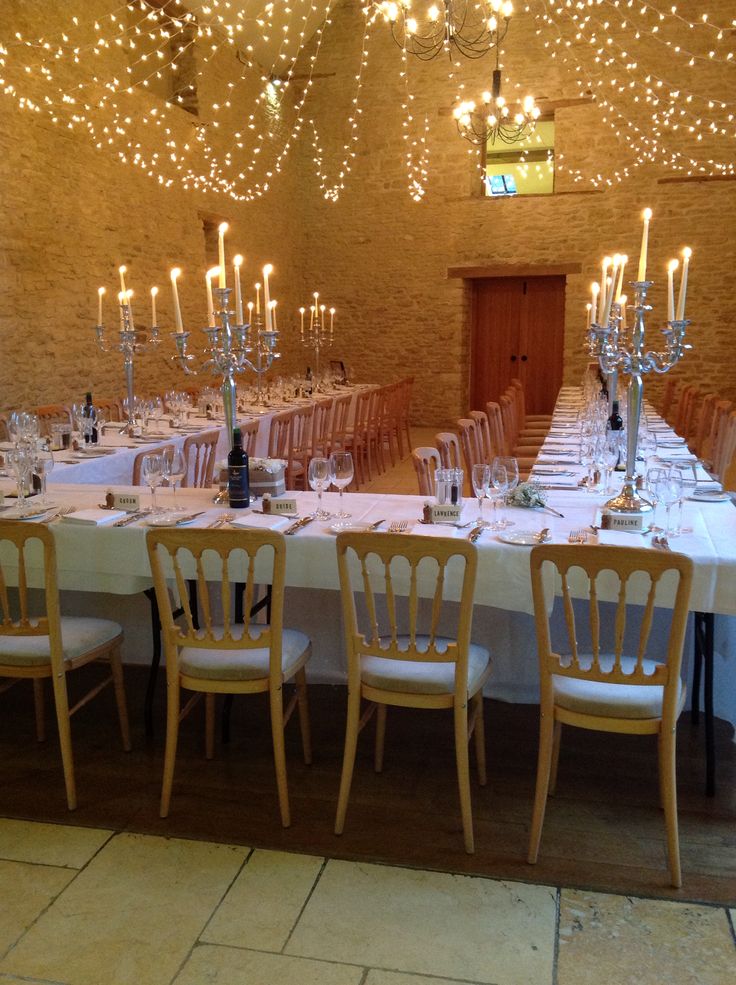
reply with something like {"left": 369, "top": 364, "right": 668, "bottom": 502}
{"left": 428, "top": 504, "right": 462, "bottom": 524}
{"left": 266, "top": 497, "right": 299, "bottom": 516}
{"left": 601, "top": 511, "right": 645, "bottom": 532}
{"left": 107, "top": 492, "right": 141, "bottom": 513}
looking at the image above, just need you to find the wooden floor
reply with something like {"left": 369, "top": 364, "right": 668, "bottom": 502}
{"left": 1, "top": 428, "right": 734, "bottom": 906}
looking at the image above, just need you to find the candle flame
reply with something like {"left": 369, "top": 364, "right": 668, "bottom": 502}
{"left": 668, "top": 259, "right": 680, "bottom": 272}
{"left": 612, "top": 253, "right": 622, "bottom": 265}
{"left": 682, "top": 246, "right": 692, "bottom": 259}
{"left": 170, "top": 267, "right": 181, "bottom": 280}
{"left": 255, "top": 282, "right": 261, "bottom": 290}
{"left": 643, "top": 207, "right": 653, "bottom": 221}
{"left": 602, "top": 256, "right": 612, "bottom": 268}
{"left": 591, "top": 282, "right": 600, "bottom": 295}
{"left": 247, "top": 301, "right": 254, "bottom": 309}
{"left": 118, "top": 292, "right": 125, "bottom": 302}
{"left": 233, "top": 254, "right": 243, "bottom": 267}
{"left": 118, "top": 265, "right": 127, "bottom": 274}
{"left": 98, "top": 287, "right": 105, "bottom": 296}
{"left": 299, "top": 307, "right": 305, "bottom": 314}
{"left": 263, "top": 263, "right": 273, "bottom": 276}
{"left": 218, "top": 222, "right": 229, "bottom": 235}
{"left": 620, "top": 295, "right": 627, "bottom": 305}
{"left": 151, "top": 286, "right": 158, "bottom": 296}
{"left": 126, "top": 290, "right": 133, "bottom": 300}
{"left": 586, "top": 302, "right": 592, "bottom": 311}
{"left": 206, "top": 266, "right": 220, "bottom": 281}
{"left": 329, "top": 307, "right": 336, "bottom": 315}
{"left": 269, "top": 300, "right": 277, "bottom": 309}
{"left": 620, "top": 254, "right": 628, "bottom": 265}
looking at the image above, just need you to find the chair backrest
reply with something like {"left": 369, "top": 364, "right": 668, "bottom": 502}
{"left": 457, "top": 418, "right": 484, "bottom": 476}
{"left": 510, "top": 379, "right": 527, "bottom": 426}
{"left": 469, "top": 411, "right": 493, "bottom": 462}
{"left": 182, "top": 429, "right": 220, "bottom": 488}
{"left": 146, "top": 528, "right": 286, "bottom": 686}
{"left": 692, "top": 392, "right": 718, "bottom": 457}
{"left": 709, "top": 400, "right": 734, "bottom": 475}
{"left": 336, "top": 531, "right": 478, "bottom": 692}
{"left": 132, "top": 444, "right": 175, "bottom": 485}
{"left": 352, "top": 388, "right": 373, "bottom": 436}
{"left": 267, "top": 409, "right": 294, "bottom": 460}
{"left": 499, "top": 394, "right": 518, "bottom": 448}
{"left": 36, "top": 404, "right": 72, "bottom": 436}
{"left": 0, "top": 523, "right": 63, "bottom": 673}
{"left": 239, "top": 418, "right": 260, "bottom": 457}
{"left": 530, "top": 544, "right": 693, "bottom": 725}
{"left": 311, "top": 397, "right": 333, "bottom": 457}
{"left": 486, "top": 402, "right": 509, "bottom": 457}
{"left": 411, "top": 447, "right": 440, "bottom": 496}
{"left": 400, "top": 376, "right": 414, "bottom": 422}
{"left": 329, "top": 392, "right": 353, "bottom": 453}
{"left": 94, "top": 399, "right": 121, "bottom": 422}
{"left": 714, "top": 408, "right": 736, "bottom": 484}
{"left": 290, "top": 404, "right": 314, "bottom": 455}
{"left": 660, "top": 378, "right": 679, "bottom": 422}
{"left": 435, "top": 432, "right": 462, "bottom": 469}
{"left": 674, "top": 384, "right": 697, "bottom": 437}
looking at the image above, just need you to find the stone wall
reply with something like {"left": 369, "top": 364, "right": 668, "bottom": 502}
{"left": 0, "top": 0, "right": 734, "bottom": 424}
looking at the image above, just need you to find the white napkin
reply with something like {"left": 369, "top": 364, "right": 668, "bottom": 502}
{"left": 61, "top": 508, "right": 127, "bottom": 526}
{"left": 230, "top": 513, "right": 290, "bottom": 530}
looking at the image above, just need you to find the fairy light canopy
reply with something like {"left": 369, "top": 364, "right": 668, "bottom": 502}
{"left": 0, "top": 0, "right": 733, "bottom": 200}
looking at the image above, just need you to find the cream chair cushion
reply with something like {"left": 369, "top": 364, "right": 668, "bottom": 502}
{"left": 553, "top": 654, "right": 683, "bottom": 720}
{"left": 0, "top": 617, "right": 121, "bottom": 667}
{"left": 360, "top": 635, "right": 490, "bottom": 696}
{"left": 180, "top": 626, "right": 310, "bottom": 681}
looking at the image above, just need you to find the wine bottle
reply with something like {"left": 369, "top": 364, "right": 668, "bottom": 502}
{"left": 228, "top": 427, "right": 250, "bottom": 509}
{"left": 607, "top": 400, "right": 623, "bottom": 432}
{"left": 83, "top": 392, "right": 98, "bottom": 444}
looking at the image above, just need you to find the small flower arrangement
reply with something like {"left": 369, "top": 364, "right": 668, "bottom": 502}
{"left": 249, "top": 457, "right": 286, "bottom": 474}
{"left": 509, "top": 480, "right": 547, "bottom": 509}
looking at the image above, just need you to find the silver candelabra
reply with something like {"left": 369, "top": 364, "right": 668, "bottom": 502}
{"left": 170, "top": 287, "right": 280, "bottom": 446}
{"left": 93, "top": 299, "right": 161, "bottom": 436}
{"left": 588, "top": 280, "right": 690, "bottom": 514}
{"left": 300, "top": 309, "right": 333, "bottom": 377}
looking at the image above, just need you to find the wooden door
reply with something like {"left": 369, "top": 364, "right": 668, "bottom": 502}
{"left": 470, "top": 275, "right": 565, "bottom": 415}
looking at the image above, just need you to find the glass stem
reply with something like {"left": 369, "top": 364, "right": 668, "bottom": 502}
{"left": 151, "top": 486, "right": 157, "bottom": 512}
{"left": 665, "top": 504, "right": 671, "bottom": 535}
{"left": 40, "top": 474, "right": 47, "bottom": 505}
{"left": 478, "top": 497, "right": 483, "bottom": 522}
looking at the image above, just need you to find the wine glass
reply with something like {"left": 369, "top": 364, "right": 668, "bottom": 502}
{"left": 329, "top": 451, "right": 354, "bottom": 518}
{"left": 490, "top": 460, "right": 509, "bottom": 530}
{"left": 7, "top": 445, "right": 33, "bottom": 515}
{"left": 602, "top": 436, "right": 619, "bottom": 495}
{"left": 671, "top": 466, "right": 697, "bottom": 535}
{"left": 655, "top": 469, "right": 680, "bottom": 537}
{"left": 165, "top": 449, "right": 186, "bottom": 510}
{"left": 646, "top": 466, "right": 667, "bottom": 532}
{"left": 471, "top": 463, "right": 491, "bottom": 527}
{"left": 141, "top": 454, "right": 164, "bottom": 514}
{"left": 33, "top": 448, "right": 54, "bottom": 506}
{"left": 308, "top": 457, "right": 333, "bottom": 519}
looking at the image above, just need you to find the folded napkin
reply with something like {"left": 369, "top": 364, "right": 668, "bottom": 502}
{"left": 596, "top": 529, "right": 650, "bottom": 547}
{"left": 230, "top": 513, "right": 290, "bottom": 530}
{"left": 61, "top": 508, "right": 127, "bottom": 526}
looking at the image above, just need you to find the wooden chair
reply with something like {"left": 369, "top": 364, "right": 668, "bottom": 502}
{"left": 94, "top": 398, "right": 122, "bottom": 422}
{"left": 182, "top": 429, "right": 220, "bottom": 488}
{"left": 435, "top": 432, "right": 462, "bottom": 470}
{"left": 146, "top": 527, "right": 312, "bottom": 826}
{"left": 691, "top": 392, "right": 718, "bottom": 457}
{"left": 239, "top": 418, "right": 261, "bottom": 457}
{"left": 287, "top": 403, "right": 314, "bottom": 490}
{"left": 132, "top": 443, "right": 175, "bottom": 485}
{"left": 511, "top": 379, "right": 552, "bottom": 429}
{"left": 457, "top": 418, "right": 485, "bottom": 477}
{"left": 0, "top": 522, "right": 131, "bottom": 809}
{"left": 328, "top": 392, "right": 353, "bottom": 459}
{"left": 528, "top": 544, "right": 693, "bottom": 887}
{"left": 469, "top": 411, "right": 493, "bottom": 463}
{"left": 713, "top": 409, "right": 736, "bottom": 485}
{"left": 673, "top": 384, "right": 697, "bottom": 438}
{"left": 311, "top": 397, "right": 334, "bottom": 458}
{"left": 411, "top": 447, "right": 440, "bottom": 496}
{"left": 35, "top": 404, "right": 72, "bottom": 437}
{"left": 399, "top": 376, "right": 414, "bottom": 458}
{"left": 267, "top": 409, "right": 294, "bottom": 461}
{"left": 660, "top": 378, "right": 679, "bottom": 423}
{"left": 344, "top": 388, "right": 374, "bottom": 487}
{"left": 334, "top": 532, "right": 491, "bottom": 853}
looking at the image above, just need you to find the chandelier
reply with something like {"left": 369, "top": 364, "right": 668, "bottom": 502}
{"left": 375, "top": 1, "right": 513, "bottom": 61}
{"left": 453, "top": 51, "right": 540, "bottom": 145}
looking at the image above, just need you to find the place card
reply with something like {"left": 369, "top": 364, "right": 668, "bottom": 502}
{"left": 105, "top": 492, "right": 141, "bottom": 512}
{"left": 427, "top": 504, "right": 461, "bottom": 523}
{"left": 265, "top": 497, "right": 298, "bottom": 516}
{"left": 601, "top": 511, "right": 645, "bottom": 532}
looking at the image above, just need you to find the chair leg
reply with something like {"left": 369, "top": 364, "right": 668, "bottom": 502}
{"left": 548, "top": 721, "right": 561, "bottom": 796}
{"left": 143, "top": 587, "right": 162, "bottom": 739}
{"left": 374, "top": 703, "right": 387, "bottom": 773}
{"left": 205, "top": 693, "right": 215, "bottom": 761}
{"left": 527, "top": 707, "right": 555, "bottom": 864}
{"left": 160, "top": 682, "right": 181, "bottom": 818}
{"left": 659, "top": 725, "right": 682, "bottom": 888}
{"left": 453, "top": 701, "right": 474, "bottom": 854}
{"left": 472, "top": 691, "right": 487, "bottom": 786}
{"left": 295, "top": 667, "right": 312, "bottom": 765}
{"left": 691, "top": 613, "right": 702, "bottom": 725}
{"left": 269, "top": 684, "right": 291, "bottom": 827}
{"left": 335, "top": 685, "right": 361, "bottom": 835}
{"left": 32, "top": 678, "right": 45, "bottom": 743}
{"left": 50, "top": 671, "right": 76, "bottom": 811}
{"left": 109, "top": 643, "right": 132, "bottom": 752}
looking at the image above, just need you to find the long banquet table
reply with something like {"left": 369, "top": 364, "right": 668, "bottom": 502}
{"left": 1, "top": 386, "right": 735, "bottom": 737}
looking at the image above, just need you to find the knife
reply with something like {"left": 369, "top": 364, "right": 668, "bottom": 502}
{"left": 174, "top": 512, "right": 206, "bottom": 526}
{"left": 285, "top": 514, "right": 315, "bottom": 535}
{"left": 113, "top": 511, "right": 146, "bottom": 527}
{"left": 467, "top": 524, "right": 484, "bottom": 543}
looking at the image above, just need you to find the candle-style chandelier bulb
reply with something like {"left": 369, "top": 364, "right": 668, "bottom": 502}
{"left": 454, "top": 58, "right": 540, "bottom": 145}
{"left": 376, "top": 1, "right": 512, "bottom": 61}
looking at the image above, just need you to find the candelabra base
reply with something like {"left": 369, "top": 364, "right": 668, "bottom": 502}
{"left": 605, "top": 484, "right": 653, "bottom": 515}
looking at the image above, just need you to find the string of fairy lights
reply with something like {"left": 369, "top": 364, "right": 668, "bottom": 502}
{"left": 0, "top": 0, "right": 735, "bottom": 200}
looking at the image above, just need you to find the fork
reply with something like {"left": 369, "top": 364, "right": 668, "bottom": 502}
{"left": 207, "top": 512, "right": 235, "bottom": 529}
{"left": 568, "top": 529, "right": 588, "bottom": 544}
{"left": 388, "top": 520, "right": 409, "bottom": 534}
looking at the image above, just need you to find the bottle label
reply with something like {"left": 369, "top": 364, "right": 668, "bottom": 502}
{"left": 228, "top": 464, "right": 250, "bottom": 508}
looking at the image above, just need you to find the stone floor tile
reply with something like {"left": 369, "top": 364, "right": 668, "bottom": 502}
{"left": 558, "top": 890, "right": 736, "bottom": 985}
{"left": 0, "top": 819, "right": 112, "bottom": 869}
{"left": 172, "top": 944, "right": 364, "bottom": 985}
{"left": 0, "top": 860, "right": 75, "bottom": 957}
{"left": 0, "top": 833, "right": 248, "bottom": 985}
{"left": 202, "top": 849, "right": 323, "bottom": 951}
{"left": 0, "top": 976, "right": 69, "bottom": 985}
{"left": 365, "top": 972, "right": 465, "bottom": 985}
{"left": 286, "top": 859, "right": 556, "bottom": 985}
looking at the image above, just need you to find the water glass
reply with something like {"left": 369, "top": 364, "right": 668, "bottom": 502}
{"left": 34, "top": 449, "right": 54, "bottom": 506}
{"left": 329, "top": 451, "right": 354, "bottom": 518}
{"left": 165, "top": 449, "right": 186, "bottom": 509}
{"left": 490, "top": 460, "right": 509, "bottom": 530}
{"left": 308, "top": 457, "right": 333, "bottom": 519}
{"left": 141, "top": 454, "right": 164, "bottom": 514}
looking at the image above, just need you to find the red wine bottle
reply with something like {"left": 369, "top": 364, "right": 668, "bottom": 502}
{"left": 227, "top": 428, "right": 250, "bottom": 509}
